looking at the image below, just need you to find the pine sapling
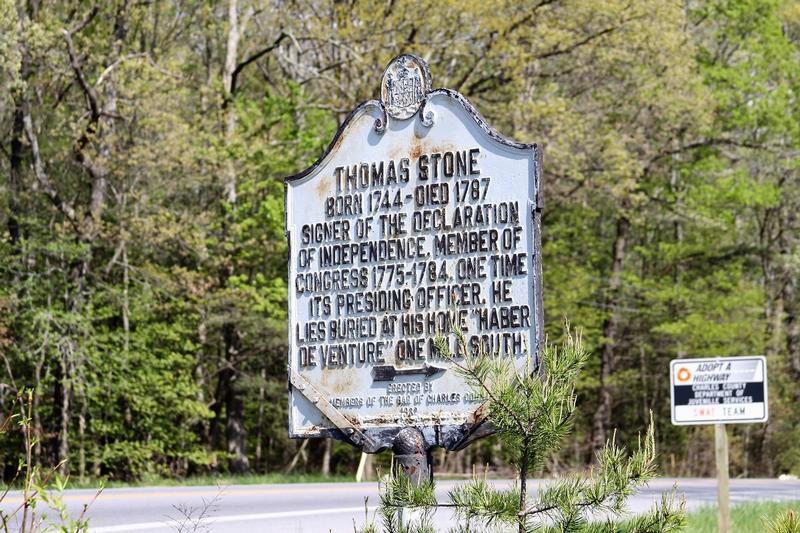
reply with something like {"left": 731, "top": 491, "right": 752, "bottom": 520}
{"left": 366, "top": 324, "right": 686, "bottom": 533}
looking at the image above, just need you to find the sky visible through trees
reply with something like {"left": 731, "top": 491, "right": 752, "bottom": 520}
{"left": 0, "top": 0, "right": 799, "bottom": 481}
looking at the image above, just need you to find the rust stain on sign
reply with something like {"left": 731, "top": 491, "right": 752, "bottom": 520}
{"left": 314, "top": 175, "right": 329, "bottom": 199}
{"left": 409, "top": 142, "right": 424, "bottom": 161}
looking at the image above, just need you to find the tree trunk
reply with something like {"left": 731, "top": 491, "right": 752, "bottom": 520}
{"left": 781, "top": 207, "right": 800, "bottom": 397}
{"left": 218, "top": 0, "right": 249, "bottom": 475}
{"left": 362, "top": 453, "right": 373, "bottom": 481}
{"left": 210, "top": 368, "right": 225, "bottom": 452}
{"left": 6, "top": 0, "right": 36, "bottom": 248}
{"left": 786, "top": 274, "right": 800, "bottom": 395}
{"left": 7, "top": 104, "right": 23, "bottom": 247}
{"left": 122, "top": 245, "right": 130, "bottom": 354}
{"left": 196, "top": 312, "right": 210, "bottom": 447}
{"left": 255, "top": 366, "right": 266, "bottom": 470}
{"left": 78, "top": 405, "right": 86, "bottom": 481}
{"left": 759, "top": 207, "right": 784, "bottom": 474}
{"left": 222, "top": 0, "right": 240, "bottom": 205}
{"left": 224, "top": 325, "right": 249, "bottom": 474}
{"left": 285, "top": 439, "right": 309, "bottom": 474}
{"left": 57, "top": 343, "right": 72, "bottom": 475}
{"left": 591, "top": 213, "right": 629, "bottom": 455}
{"left": 321, "top": 438, "right": 332, "bottom": 477}
{"left": 518, "top": 441, "right": 530, "bottom": 533}
{"left": 225, "top": 385, "right": 248, "bottom": 474}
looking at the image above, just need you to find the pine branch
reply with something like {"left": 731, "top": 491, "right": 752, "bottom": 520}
{"left": 436, "top": 330, "right": 529, "bottom": 437}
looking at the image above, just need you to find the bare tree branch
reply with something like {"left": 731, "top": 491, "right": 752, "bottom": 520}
{"left": 95, "top": 52, "right": 148, "bottom": 86}
{"left": 644, "top": 137, "right": 771, "bottom": 174}
{"left": 454, "top": 0, "right": 558, "bottom": 92}
{"left": 67, "top": 5, "right": 99, "bottom": 35}
{"left": 228, "top": 32, "right": 288, "bottom": 100}
{"left": 62, "top": 29, "right": 100, "bottom": 121}
{"left": 22, "top": 111, "right": 77, "bottom": 224}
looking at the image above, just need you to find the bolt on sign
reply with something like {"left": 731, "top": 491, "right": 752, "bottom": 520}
{"left": 284, "top": 54, "right": 543, "bottom": 453}
{"left": 670, "top": 356, "right": 768, "bottom": 426}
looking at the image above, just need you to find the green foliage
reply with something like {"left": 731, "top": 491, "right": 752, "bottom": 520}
{"left": 366, "top": 331, "right": 685, "bottom": 532}
{"left": 0, "top": 391, "right": 100, "bottom": 532}
{"left": 605, "top": 491, "right": 687, "bottom": 533}
{"left": 0, "top": 0, "right": 799, "bottom": 485}
{"left": 676, "top": 501, "right": 800, "bottom": 533}
{"left": 448, "top": 477, "right": 520, "bottom": 527}
{"left": 764, "top": 509, "right": 800, "bottom": 533}
{"left": 378, "top": 472, "right": 439, "bottom": 533}
{"left": 437, "top": 326, "right": 587, "bottom": 478}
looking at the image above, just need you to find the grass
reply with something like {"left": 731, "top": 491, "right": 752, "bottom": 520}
{"left": 75, "top": 472, "right": 357, "bottom": 489}
{"left": 3, "top": 472, "right": 355, "bottom": 491}
{"left": 682, "top": 500, "right": 800, "bottom": 533}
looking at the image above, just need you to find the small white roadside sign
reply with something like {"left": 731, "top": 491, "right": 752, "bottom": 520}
{"left": 669, "top": 356, "right": 768, "bottom": 426}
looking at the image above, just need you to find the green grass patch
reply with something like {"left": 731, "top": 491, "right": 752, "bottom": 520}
{"left": 682, "top": 500, "right": 800, "bottom": 533}
{"left": 3, "top": 472, "right": 355, "bottom": 491}
{"left": 77, "top": 472, "right": 356, "bottom": 489}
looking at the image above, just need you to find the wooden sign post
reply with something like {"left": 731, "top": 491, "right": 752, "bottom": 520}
{"left": 714, "top": 423, "right": 730, "bottom": 533}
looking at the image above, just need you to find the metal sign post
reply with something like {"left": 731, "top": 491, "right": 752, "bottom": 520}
{"left": 284, "top": 54, "right": 544, "bottom": 487}
{"left": 670, "top": 356, "right": 768, "bottom": 533}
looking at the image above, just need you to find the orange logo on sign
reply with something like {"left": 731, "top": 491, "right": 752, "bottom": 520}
{"left": 677, "top": 367, "right": 691, "bottom": 382}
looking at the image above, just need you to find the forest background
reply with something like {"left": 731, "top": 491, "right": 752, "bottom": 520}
{"left": 1, "top": 0, "right": 799, "bottom": 483}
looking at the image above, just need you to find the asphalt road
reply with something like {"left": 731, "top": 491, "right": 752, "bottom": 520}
{"left": 1, "top": 478, "right": 798, "bottom": 532}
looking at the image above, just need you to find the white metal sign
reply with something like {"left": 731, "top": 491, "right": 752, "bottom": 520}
{"left": 284, "top": 55, "right": 543, "bottom": 452}
{"left": 670, "top": 356, "right": 768, "bottom": 426}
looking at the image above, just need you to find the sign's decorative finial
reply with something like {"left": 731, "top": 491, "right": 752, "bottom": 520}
{"left": 381, "top": 54, "right": 432, "bottom": 120}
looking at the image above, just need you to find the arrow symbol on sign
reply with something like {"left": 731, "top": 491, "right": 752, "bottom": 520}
{"left": 372, "top": 363, "right": 446, "bottom": 382}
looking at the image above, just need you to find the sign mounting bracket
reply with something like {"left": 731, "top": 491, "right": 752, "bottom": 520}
{"left": 289, "top": 368, "right": 376, "bottom": 450}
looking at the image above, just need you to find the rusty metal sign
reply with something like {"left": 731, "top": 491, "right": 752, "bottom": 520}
{"left": 284, "top": 54, "right": 543, "bottom": 453}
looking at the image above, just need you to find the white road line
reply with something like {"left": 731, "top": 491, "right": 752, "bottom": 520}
{"left": 89, "top": 506, "right": 377, "bottom": 532}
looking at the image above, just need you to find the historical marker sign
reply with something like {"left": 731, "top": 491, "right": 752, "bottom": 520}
{"left": 285, "top": 54, "right": 543, "bottom": 452}
{"left": 670, "top": 356, "right": 768, "bottom": 426}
